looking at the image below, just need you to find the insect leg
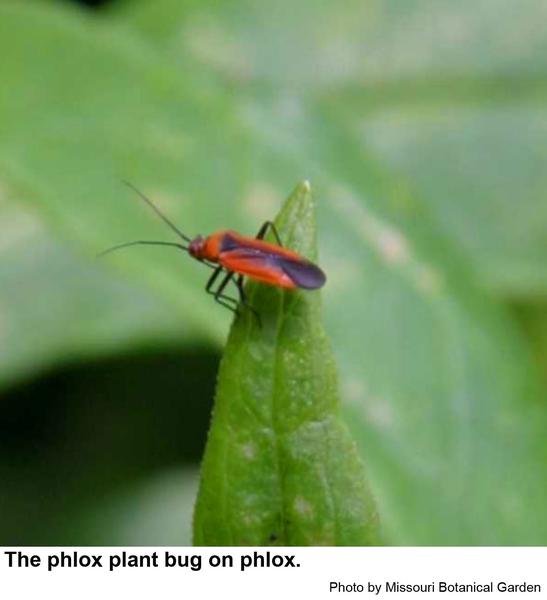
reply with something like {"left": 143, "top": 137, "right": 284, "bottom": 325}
{"left": 205, "top": 265, "right": 224, "bottom": 293}
{"left": 236, "top": 275, "right": 262, "bottom": 328}
{"left": 206, "top": 268, "right": 260, "bottom": 324}
{"left": 206, "top": 268, "right": 239, "bottom": 314}
{"left": 255, "top": 221, "right": 283, "bottom": 246}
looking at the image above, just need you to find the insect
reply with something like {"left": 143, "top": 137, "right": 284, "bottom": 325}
{"left": 100, "top": 183, "right": 326, "bottom": 323}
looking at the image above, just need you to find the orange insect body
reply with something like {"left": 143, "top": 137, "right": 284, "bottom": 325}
{"left": 189, "top": 230, "right": 325, "bottom": 290}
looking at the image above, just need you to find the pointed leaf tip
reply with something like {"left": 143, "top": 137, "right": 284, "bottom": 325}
{"left": 193, "top": 184, "right": 379, "bottom": 546}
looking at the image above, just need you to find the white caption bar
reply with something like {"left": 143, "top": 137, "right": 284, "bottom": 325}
{"left": 1, "top": 547, "right": 545, "bottom": 599}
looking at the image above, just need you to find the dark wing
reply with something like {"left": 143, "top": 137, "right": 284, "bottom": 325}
{"left": 220, "top": 233, "right": 326, "bottom": 290}
{"left": 278, "top": 257, "right": 326, "bottom": 290}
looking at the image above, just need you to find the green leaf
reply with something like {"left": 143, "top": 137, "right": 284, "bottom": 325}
{"left": 0, "top": 1, "right": 233, "bottom": 388}
{"left": 74, "top": 469, "right": 199, "bottom": 546}
{"left": 115, "top": 0, "right": 547, "bottom": 298}
{"left": 111, "top": 0, "right": 547, "bottom": 544}
{"left": 193, "top": 182, "right": 378, "bottom": 545}
{"left": 0, "top": 183, "right": 185, "bottom": 388}
{"left": 1, "top": 1, "right": 546, "bottom": 545}
{"left": 516, "top": 302, "right": 547, "bottom": 388}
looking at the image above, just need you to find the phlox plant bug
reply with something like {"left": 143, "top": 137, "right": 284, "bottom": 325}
{"left": 100, "top": 183, "right": 326, "bottom": 324}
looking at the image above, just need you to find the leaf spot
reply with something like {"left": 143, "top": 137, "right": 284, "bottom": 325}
{"left": 331, "top": 185, "right": 445, "bottom": 296}
{"left": 377, "top": 226, "right": 410, "bottom": 265}
{"left": 365, "top": 397, "right": 395, "bottom": 430}
{"left": 293, "top": 496, "right": 314, "bottom": 518}
{"left": 0, "top": 189, "right": 42, "bottom": 252}
{"left": 342, "top": 378, "right": 367, "bottom": 405}
{"left": 240, "top": 442, "right": 256, "bottom": 460}
{"left": 242, "top": 182, "right": 282, "bottom": 223}
{"left": 186, "top": 18, "right": 252, "bottom": 82}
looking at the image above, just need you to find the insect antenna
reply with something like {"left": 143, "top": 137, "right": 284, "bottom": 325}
{"left": 122, "top": 180, "right": 192, "bottom": 244}
{"left": 97, "top": 240, "right": 188, "bottom": 258}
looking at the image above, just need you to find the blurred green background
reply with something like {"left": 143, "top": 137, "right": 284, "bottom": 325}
{"left": 0, "top": 0, "right": 546, "bottom": 545}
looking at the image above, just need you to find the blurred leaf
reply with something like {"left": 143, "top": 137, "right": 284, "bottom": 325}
{"left": 114, "top": 0, "right": 547, "bottom": 86}
{"left": 194, "top": 183, "right": 378, "bottom": 545}
{"left": 74, "top": 469, "right": 199, "bottom": 545}
{"left": 0, "top": 1, "right": 546, "bottom": 545}
{"left": 515, "top": 302, "right": 547, "bottom": 387}
{"left": 115, "top": 0, "right": 547, "bottom": 298}
{"left": 0, "top": 1, "right": 237, "bottom": 389}
{"left": 0, "top": 347, "right": 216, "bottom": 545}
{"left": 316, "top": 168, "right": 547, "bottom": 545}
{"left": 328, "top": 95, "right": 547, "bottom": 298}
{"left": 0, "top": 186, "right": 185, "bottom": 388}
